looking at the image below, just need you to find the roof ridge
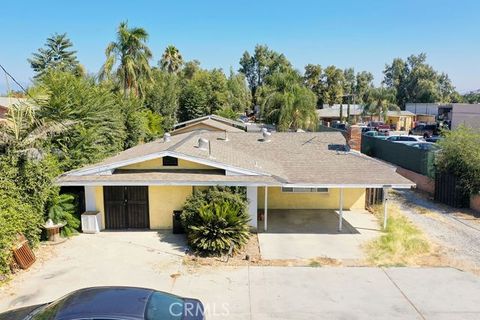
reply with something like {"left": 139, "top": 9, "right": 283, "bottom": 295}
{"left": 167, "top": 130, "right": 204, "bottom": 151}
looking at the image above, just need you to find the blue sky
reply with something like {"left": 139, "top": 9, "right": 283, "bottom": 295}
{"left": 1, "top": 0, "right": 479, "bottom": 93}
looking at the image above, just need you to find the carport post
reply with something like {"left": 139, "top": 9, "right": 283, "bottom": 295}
{"left": 264, "top": 186, "right": 268, "bottom": 231}
{"left": 383, "top": 187, "right": 388, "bottom": 230}
{"left": 338, "top": 188, "right": 344, "bottom": 231}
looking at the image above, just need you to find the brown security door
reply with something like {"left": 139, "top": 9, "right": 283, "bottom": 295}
{"left": 125, "top": 186, "right": 149, "bottom": 228}
{"left": 104, "top": 186, "right": 149, "bottom": 229}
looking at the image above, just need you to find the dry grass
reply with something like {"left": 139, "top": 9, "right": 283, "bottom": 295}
{"left": 365, "top": 204, "right": 433, "bottom": 266}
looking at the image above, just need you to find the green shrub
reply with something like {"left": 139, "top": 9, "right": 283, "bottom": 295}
{"left": 46, "top": 193, "right": 80, "bottom": 237}
{"left": 0, "top": 170, "right": 41, "bottom": 275}
{"left": 181, "top": 187, "right": 250, "bottom": 256}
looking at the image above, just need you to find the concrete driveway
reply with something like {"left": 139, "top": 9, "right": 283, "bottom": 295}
{"left": 2, "top": 232, "right": 480, "bottom": 319}
{"left": 258, "top": 210, "right": 381, "bottom": 260}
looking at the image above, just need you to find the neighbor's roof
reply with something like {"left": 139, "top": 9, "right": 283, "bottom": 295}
{"left": 317, "top": 105, "right": 364, "bottom": 118}
{"left": 173, "top": 114, "right": 246, "bottom": 129}
{"left": 58, "top": 131, "right": 413, "bottom": 188}
{"left": 0, "top": 97, "right": 30, "bottom": 108}
{"left": 387, "top": 110, "right": 416, "bottom": 117}
{"left": 171, "top": 118, "right": 245, "bottom": 135}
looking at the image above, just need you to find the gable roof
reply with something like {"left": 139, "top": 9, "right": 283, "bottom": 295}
{"left": 173, "top": 114, "right": 246, "bottom": 130}
{"left": 317, "top": 105, "right": 364, "bottom": 118}
{"left": 171, "top": 118, "right": 245, "bottom": 135}
{"left": 58, "top": 131, "right": 413, "bottom": 188}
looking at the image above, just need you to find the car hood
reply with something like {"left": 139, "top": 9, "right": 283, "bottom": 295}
{"left": 0, "top": 304, "right": 45, "bottom": 320}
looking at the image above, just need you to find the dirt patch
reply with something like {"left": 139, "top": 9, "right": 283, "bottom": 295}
{"left": 0, "top": 238, "right": 65, "bottom": 288}
{"left": 183, "top": 234, "right": 341, "bottom": 268}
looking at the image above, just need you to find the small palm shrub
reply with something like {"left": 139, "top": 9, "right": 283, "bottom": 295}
{"left": 46, "top": 193, "right": 80, "bottom": 237}
{"left": 182, "top": 187, "right": 250, "bottom": 256}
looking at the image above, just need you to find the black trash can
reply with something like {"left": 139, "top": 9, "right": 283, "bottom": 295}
{"left": 172, "top": 210, "right": 184, "bottom": 234}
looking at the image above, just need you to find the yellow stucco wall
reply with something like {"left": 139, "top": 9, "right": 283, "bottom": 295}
{"left": 148, "top": 186, "right": 193, "bottom": 229}
{"left": 120, "top": 158, "right": 214, "bottom": 170}
{"left": 387, "top": 115, "right": 414, "bottom": 131}
{"left": 257, "top": 187, "right": 365, "bottom": 210}
{"left": 94, "top": 186, "right": 105, "bottom": 229}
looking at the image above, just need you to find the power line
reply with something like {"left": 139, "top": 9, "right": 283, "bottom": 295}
{"left": 0, "top": 63, "right": 39, "bottom": 103}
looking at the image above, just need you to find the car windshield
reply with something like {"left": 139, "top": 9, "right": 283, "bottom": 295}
{"left": 145, "top": 292, "right": 185, "bottom": 320}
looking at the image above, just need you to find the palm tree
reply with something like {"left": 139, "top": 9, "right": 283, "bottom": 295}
{"left": 0, "top": 102, "right": 73, "bottom": 159}
{"left": 100, "top": 21, "right": 152, "bottom": 97}
{"left": 159, "top": 45, "right": 183, "bottom": 73}
{"left": 262, "top": 71, "right": 318, "bottom": 131}
{"left": 363, "top": 87, "right": 399, "bottom": 122}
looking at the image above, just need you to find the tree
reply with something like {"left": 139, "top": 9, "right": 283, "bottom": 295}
{"left": 226, "top": 69, "right": 251, "bottom": 113}
{"left": 323, "top": 66, "right": 344, "bottom": 106}
{"left": 28, "top": 33, "right": 83, "bottom": 78}
{"left": 260, "top": 70, "right": 317, "bottom": 131}
{"left": 177, "top": 68, "right": 231, "bottom": 122}
{"left": 355, "top": 71, "right": 374, "bottom": 103}
{"left": 0, "top": 102, "right": 72, "bottom": 158}
{"left": 342, "top": 68, "right": 355, "bottom": 121}
{"left": 363, "top": 87, "right": 399, "bottom": 121}
{"left": 100, "top": 21, "right": 152, "bottom": 97}
{"left": 159, "top": 45, "right": 183, "bottom": 74}
{"left": 383, "top": 53, "right": 460, "bottom": 108}
{"left": 144, "top": 69, "right": 180, "bottom": 130}
{"left": 303, "top": 64, "right": 324, "bottom": 107}
{"left": 34, "top": 71, "right": 126, "bottom": 170}
{"left": 239, "top": 44, "right": 292, "bottom": 105}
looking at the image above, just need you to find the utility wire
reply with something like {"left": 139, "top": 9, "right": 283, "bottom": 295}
{"left": 0, "top": 63, "right": 40, "bottom": 104}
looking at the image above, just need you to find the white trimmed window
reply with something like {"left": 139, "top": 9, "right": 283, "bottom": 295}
{"left": 281, "top": 187, "right": 329, "bottom": 193}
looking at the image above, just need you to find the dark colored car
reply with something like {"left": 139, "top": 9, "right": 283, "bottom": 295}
{"left": 331, "top": 122, "right": 347, "bottom": 131}
{"left": 0, "top": 286, "right": 205, "bottom": 320}
{"left": 409, "top": 123, "right": 439, "bottom": 138}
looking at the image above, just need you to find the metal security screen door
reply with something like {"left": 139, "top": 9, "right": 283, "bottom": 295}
{"left": 104, "top": 186, "right": 149, "bottom": 229}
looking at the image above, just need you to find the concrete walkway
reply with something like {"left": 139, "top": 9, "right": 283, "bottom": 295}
{"left": 1, "top": 233, "right": 480, "bottom": 319}
{"left": 258, "top": 210, "right": 381, "bottom": 260}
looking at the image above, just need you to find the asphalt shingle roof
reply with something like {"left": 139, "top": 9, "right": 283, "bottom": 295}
{"left": 61, "top": 131, "right": 413, "bottom": 187}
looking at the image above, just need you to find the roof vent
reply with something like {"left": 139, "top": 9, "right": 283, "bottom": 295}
{"left": 261, "top": 128, "right": 271, "bottom": 142}
{"left": 198, "top": 138, "right": 209, "bottom": 150}
{"left": 163, "top": 132, "right": 171, "bottom": 143}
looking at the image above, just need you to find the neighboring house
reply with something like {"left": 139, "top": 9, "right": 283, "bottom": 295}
{"left": 385, "top": 111, "right": 415, "bottom": 131}
{"left": 317, "top": 104, "right": 364, "bottom": 124}
{"left": 0, "top": 97, "right": 29, "bottom": 120}
{"left": 57, "top": 130, "right": 413, "bottom": 232}
{"left": 171, "top": 115, "right": 246, "bottom": 135}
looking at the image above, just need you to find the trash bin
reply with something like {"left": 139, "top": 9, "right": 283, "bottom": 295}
{"left": 172, "top": 210, "right": 184, "bottom": 234}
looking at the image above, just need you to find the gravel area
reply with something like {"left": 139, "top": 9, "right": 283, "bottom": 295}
{"left": 392, "top": 189, "right": 480, "bottom": 272}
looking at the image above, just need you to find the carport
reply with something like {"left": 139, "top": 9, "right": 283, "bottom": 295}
{"left": 257, "top": 209, "right": 382, "bottom": 260}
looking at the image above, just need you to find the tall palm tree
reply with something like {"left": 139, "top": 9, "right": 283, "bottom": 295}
{"left": 0, "top": 102, "right": 73, "bottom": 159}
{"left": 363, "top": 87, "right": 399, "bottom": 121}
{"left": 159, "top": 45, "right": 183, "bottom": 73}
{"left": 100, "top": 21, "right": 152, "bottom": 97}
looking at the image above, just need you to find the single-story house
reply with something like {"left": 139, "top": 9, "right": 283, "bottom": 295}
{"left": 385, "top": 111, "right": 416, "bottom": 131}
{"left": 171, "top": 114, "right": 246, "bottom": 135}
{"left": 57, "top": 129, "right": 414, "bottom": 232}
{"left": 317, "top": 104, "right": 364, "bottom": 124}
